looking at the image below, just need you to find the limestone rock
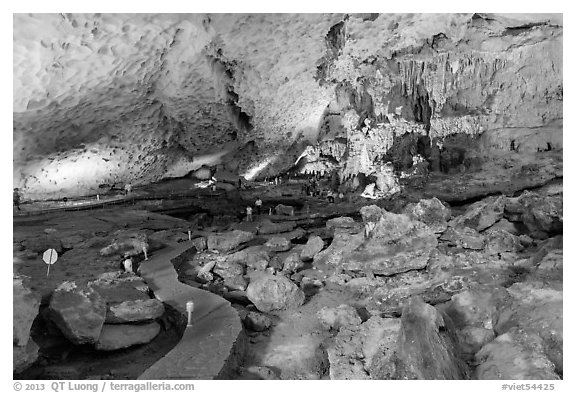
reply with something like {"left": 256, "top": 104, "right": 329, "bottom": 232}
{"left": 483, "top": 228, "right": 523, "bottom": 254}
{"left": 313, "top": 228, "right": 365, "bottom": 266}
{"left": 495, "top": 281, "right": 563, "bottom": 374}
{"left": 13, "top": 339, "right": 39, "bottom": 374}
{"left": 325, "top": 216, "right": 361, "bottom": 231}
{"left": 327, "top": 316, "right": 401, "bottom": 380}
{"left": 393, "top": 297, "right": 469, "bottom": 380}
{"left": 343, "top": 227, "right": 437, "bottom": 276}
{"left": 445, "top": 285, "right": 511, "bottom": 331}
{"left": 106, "top": 299, "right": 165, "bottom": 324}
{"left": 88, "top": 271, "right": 150, "bottom": 304}
{"left": 48, "top": 281, "right": 107, "bottom": 344}
{"left": 13, "top": 276, "right": 40, "bottom": 347}
{"left": 451, "top": 195, "right": 506, "bottom": 231}
{"left": 281, "top": 252, "right": 304, "bottom": 274}
{"left": 95, "top": 322, "right": 161, "bottom": 351}
{"left": 228, "top": 246, "right": 270, "bottom": 271}
{"left": 191, "top": 236, "right": 207, "bottom": 251}
{"left": 475, "top": 328, "right": 559, "bottom": 380}
{"left": 344, "top": 208, "right": 437, "bottom": 275}
{"left": 100, "top": 230, "right": 149, "bottom": 257}
{"left": 505, "top": 191, "right": 562, "bottom": 238}
{"left": 258, "top": 219, "right": 296, "bottom": 235}
{"left": 275, "top": 204, "right": 295, "bottom": 216}
{"left": 440, "top": 226, "right": 485, "bottom": 250}
{"left": 264, "top": 236, "right": 292, "bottom": 252}
{"left": 207, "top": 230, "right": 255, "bottom": 252}
{"left": 246, "top": 274, "right": 305, "bottom": 312}
{"left": 244, "top": 311, "right": 272, "bottom": 331}
{"left": 402, "top": 197, "right": 451, "bottom": 233}
{"left": 214, "top": 259, "right": 247, "bottom": 290}
{"left": 317, "top": 304, "right": 362, "bottom": 331}
{"left": 300, "top": 235, "right": 325, "bottom": 261}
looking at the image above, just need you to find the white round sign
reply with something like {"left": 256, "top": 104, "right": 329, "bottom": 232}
{"left": 43, "top": 248, "right": 58, "bottom": 265}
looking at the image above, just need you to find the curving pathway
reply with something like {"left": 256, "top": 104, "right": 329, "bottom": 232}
{"left": 137, "top": 242, "right": 244, "bottom": 379}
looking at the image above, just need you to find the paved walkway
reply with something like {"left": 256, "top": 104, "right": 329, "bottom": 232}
{"left": 137, "top": 242, "right": 243, "bottom": 379}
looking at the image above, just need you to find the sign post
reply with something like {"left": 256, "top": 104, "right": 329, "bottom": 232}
{"left": 43, "top": 248, "right": 58, "bottom": 277}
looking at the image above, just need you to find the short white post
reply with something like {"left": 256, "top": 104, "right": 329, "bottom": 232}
{"left": 186, "top": 301, "right": 195, "bottom": 327}
{"left": 123, "top": 258, "right": 133, "bottom": 273}
{"left": 143, "top": 247, "right": 148, "bottom": 260}
{"left": 97, "top": 194, "right": 100, "bottom": 201}
{"left": 188, "top": 230, "right": 192, "bottom": 241}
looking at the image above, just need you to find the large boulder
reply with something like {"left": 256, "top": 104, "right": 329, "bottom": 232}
{"left": 343, "top": 208, "right": 437, "bottom": 276}
{"left": 95, "top": 322, "right": 161, "bottom": 351}
{"left": 258, "top": 219, "right": 296, "bottom": 235}
{"left": 327, "top": 316, "right": 401, "bottom": 380}
{"left": 244, "top": 311, "right": 272, "bottom": 332}
{"left": 88, "top": 271, "right": 150, "bottom": 304}
{"left": 214, "top": 259, "right": 247, "bottom": 290}
{"left": 13, "top": 276, "right": 40, "bottom": 347}
{"left": 393, "top": 297, "right": 469, "bottom": 379}
{"left": 264, "top": 237, "right": 292, "bottom": 252}
{"left": 48, "top": 281, "right": 107, "bottom": 344}
{"left": 13, "top": 339, "right": 39, "bottom": 374}
{"left": 99, "top": 230, "right": 149, "bottom": 257}
{"left": 227, "top": 246, "right": 270, "bottom": 271}
{"left": 246, "top": 273, "right": 305, "bottom": 312}
{"left": 495, "top": 281, "right": 563, "bottom": 374}
{"left": 440, "top": 226, "right": 485, "bottom": 250}
{"left": 505, "top": 191, "right": 562, "bottom": 238}
{"left": 343, "top": 226, "right": 437, "bottom": 276}
{"left": 281, "top": 252, "right": 304, "bottom": 274}
{"left": 483, "top": 228, "right": 523, "bottom": 254}
{"left": 207, "top": 230, "right": 255, "bottom": 252}
{"left": 451, "top": 195, "right": 506, "bottom": 231}
{"left": 475, "top": 328, "right": 559, "bottom": 380}
{"left": 105, "top": 299, "right": 165, "bottom": 324}
{"left": 275, "top": 204, "right": 295, "bottom": 216}
{"left": 317, "top": 304, "right": 362, "bottom": 331}
{"left": 402, "top": 197, "right": 452, "bottom": 233}
{"left": 300, "top": 235, "right": 325, "bottom": 261}
{"left": 325, "top": 217, "right": 362, "bottom": 232}
{"left": 313, "top": 228, "right": 365, "bottom": 266}
{"left": 443, "top": 285, "right": 511, "bottom": 356}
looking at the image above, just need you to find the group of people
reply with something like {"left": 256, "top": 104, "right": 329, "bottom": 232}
{"left": 245, "top": 197, "right": 263, "bottom": 222}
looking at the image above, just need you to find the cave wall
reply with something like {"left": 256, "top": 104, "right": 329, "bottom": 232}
{"left": 13, "top": 13, "right": 562, "bottom": 199}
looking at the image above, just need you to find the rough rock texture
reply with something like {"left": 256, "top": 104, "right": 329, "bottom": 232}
{"left": 206, "top": 230, "right": 255, "bottom": 252}
{"left": 264, "top": 237, "right": 292, "bottom": 252}
{"left": 48, "top": 281, "right": 107, "bottom": 344}
{"left": 95, "top": 322, "right": 161, "bottom": 351}
{"left": 402, "top": 197, "right": 451, "bottom": 233}
{"left": 393, "top": 297, "right": 469, "bottom": 380}
{"left": 327, "top": 316, "right": 401, "bottom": 380}
{"left": 245, "top": 273, "right": 305, "bottom": 313}
{"left": 317, "top": 304, "right": 362, "bottom": 331}
{"left": 13, "top": 276, "right": 40, "bottom": 347}
{"left": 475, "top": 328, "right": 559, "bottom": 380}
{"left": 88, "top": 271, "right": 150, "bottom": 304}
{"left": 13, "top": 339, "right": 39, "bottom": 374}
{"left": 344, "top": 207, "right": 438, "bottom": 275}
{"left": 450, "top": 195, "right": 506, "bottom": 232}
{"left": 300, "top": 235, "right": 325, "bottom": 261}
{"left": 13, "top": 14, "right": 562, "bottom": 199}
{"left": 105, "top": 298, "right": 165, "bottom": 324}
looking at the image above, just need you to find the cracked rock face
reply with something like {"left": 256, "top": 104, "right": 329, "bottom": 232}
{"left": 13, "top": 13, "right": 562, "bottom": 199}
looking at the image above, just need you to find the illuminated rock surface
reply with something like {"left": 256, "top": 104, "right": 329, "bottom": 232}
{"left": 13, "top": 13, "right": 562, "bottom": 199}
